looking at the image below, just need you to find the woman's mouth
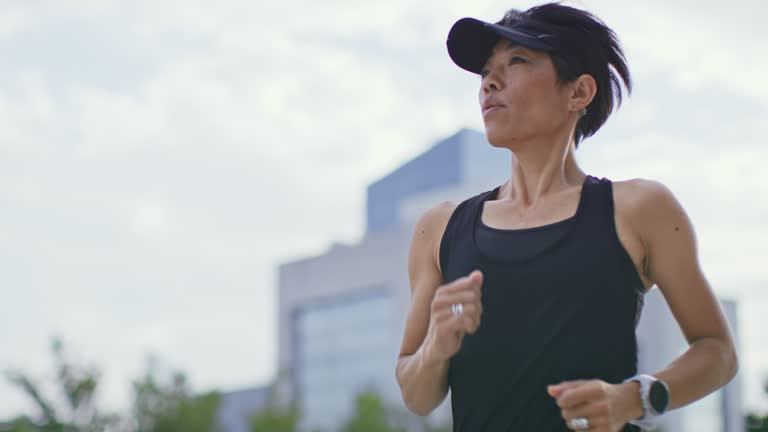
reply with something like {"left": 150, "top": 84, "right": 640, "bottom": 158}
{"left": 483, "top": 105, "right": 505, "bottom": 116}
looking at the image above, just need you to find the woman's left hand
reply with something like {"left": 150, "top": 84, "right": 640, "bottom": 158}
{"left": 548, "top": 379, "right": 643, "bottom": 432}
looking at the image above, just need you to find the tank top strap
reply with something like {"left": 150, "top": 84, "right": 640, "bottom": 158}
{"left": 576, "top": 175, "right": 615, "bottom": 232}
{"left": 439, "top": 188, "right": 497, "bottom": 281}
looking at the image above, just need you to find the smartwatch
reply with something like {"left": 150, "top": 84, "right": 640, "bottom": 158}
{"left": 622, "top": 374, "right": 670, "bottom": 429}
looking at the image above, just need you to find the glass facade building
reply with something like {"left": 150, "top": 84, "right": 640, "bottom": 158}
{"left": 295, "top": 289, "right": 398, "bottom": 431}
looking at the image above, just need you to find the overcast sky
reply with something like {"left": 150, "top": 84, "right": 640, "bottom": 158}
{"left": 1, "top": 0, "right": 766, "bottom": 421}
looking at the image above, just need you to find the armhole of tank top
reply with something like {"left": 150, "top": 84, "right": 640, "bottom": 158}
{"left": 437, "top": 199, "right": 470, "bottom": 281}
{"left": 605, "top": 180, "right": 647, "bottom": 297}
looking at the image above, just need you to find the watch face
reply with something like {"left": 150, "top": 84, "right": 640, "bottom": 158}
{"left": 649, "top": 381, "right": 670, "bottom": 413}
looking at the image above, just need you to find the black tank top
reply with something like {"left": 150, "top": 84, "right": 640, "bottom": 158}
{"left": 475, "top": 204, "right": 576, "bottom": 262}
{"left": 439, "top": 175, "right": 645, "bottom": 432}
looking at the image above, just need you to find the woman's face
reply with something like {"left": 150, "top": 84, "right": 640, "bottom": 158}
{"left": 478, "top": 38, "right": 573, "bottom": 147}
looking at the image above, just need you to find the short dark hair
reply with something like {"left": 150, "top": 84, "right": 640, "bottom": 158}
{"left": 495, "top": 2, "right": 632, "bottom": 147}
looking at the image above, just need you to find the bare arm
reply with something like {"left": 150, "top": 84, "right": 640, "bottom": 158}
{"left": 633, "top": 179, "right": 738, "bottom": 410}
{"left": 549, "top": 179, "right": 739, "bottom": 430}
{"left": 395, "top": 202, "right": 453, "bottom": 416}
{"left": 395, "top": 201, "right": 483, "bottom": 416}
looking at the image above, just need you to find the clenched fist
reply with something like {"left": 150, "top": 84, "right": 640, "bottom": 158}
{"left": 548, "top": 380, "right": 644, "bottom": 432}
{"left": 423, "top": 270, "right": 484, "bottom": 364}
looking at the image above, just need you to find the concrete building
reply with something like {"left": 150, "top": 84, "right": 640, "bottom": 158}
{"left": 274, "top": 128, "right": 743, "bottom": 432}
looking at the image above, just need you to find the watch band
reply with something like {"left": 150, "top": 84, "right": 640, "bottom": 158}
{"left": 622, "top": 374, "right": 666, "bottom": 429}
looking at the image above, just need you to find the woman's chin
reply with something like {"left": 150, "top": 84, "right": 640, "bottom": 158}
{"left": 483, "top": 124, "right": 517, "bottom": 148}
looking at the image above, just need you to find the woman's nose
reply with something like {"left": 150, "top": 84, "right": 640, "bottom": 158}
{"left": 482, "top": 71, "right": 501, "bottom": 93}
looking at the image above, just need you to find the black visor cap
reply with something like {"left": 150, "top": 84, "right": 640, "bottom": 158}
{"left": 447, "top": 17, "right": 557, "bottom": 74}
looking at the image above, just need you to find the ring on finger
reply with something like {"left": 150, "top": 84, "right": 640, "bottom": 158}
{"left": 570, "top": 417, "right": 589, "bottom": 430}
{"left": 451, "top": 303, "right": 464, "bottom": 316}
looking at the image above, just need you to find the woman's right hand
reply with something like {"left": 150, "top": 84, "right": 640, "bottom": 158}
{"left": 423, "top": 270, "right": 484, "bottom": 364}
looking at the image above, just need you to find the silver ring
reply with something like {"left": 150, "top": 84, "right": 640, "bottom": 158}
{"left": 570, "top": 417, "right": 589, "bottom": 430}
{"left": 451, "top": 303, "right": 464, "bottom": 316}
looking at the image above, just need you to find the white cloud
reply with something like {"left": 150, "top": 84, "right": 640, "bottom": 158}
{"left": 593, "top": 1, "right": 768, "bottom": 97}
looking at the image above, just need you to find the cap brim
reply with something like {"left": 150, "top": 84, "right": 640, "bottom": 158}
{"left": 447, "top": 17, "right": 554, "bottom": 74}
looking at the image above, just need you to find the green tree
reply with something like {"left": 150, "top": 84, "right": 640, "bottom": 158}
{"left": 0, "top": 417, "right": 38, "bottom": 432}
{"left": 3, "top": 337, "right": 121, "bottom": 432}
{"left": 339, "top": 388, "right": 406, "bottom": 432}
{"left": 131, "top": 356, "right": 219, "bottom": 432}
{"left": 748, "top": 414, "right": 768, "bottom": 432}
{"left": 249, "top": 408, "right": 299, "bottom": 432}
{"left": 746, "top": 376, "right": 768, "bottom": 432}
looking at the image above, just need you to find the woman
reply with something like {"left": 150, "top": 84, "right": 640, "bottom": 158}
{"left": 394, "top": 3, "right": 738, "bottom": 432}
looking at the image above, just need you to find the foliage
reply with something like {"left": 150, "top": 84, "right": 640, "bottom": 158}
{"left": 339, "top": 389, "right": 405, "bottom": 432}
{"left": 748, "top": 413, "right": 768, "bottom": 432}
{"left": 249, "top": 408, "right": 300, "bottom": 432}
{"left": 3, "top": 337, "right": 121, "bottom": 432}
{"left": 249, "top": 369, "right": 299, "bottom": 432}
{"left": 5, "top": 338, "right": 219, "bottom": 432}
{"left": 746, "top": 376, "right": 768, "bottom": 432}
{"left": 249, "top": 383, "right": 453, "bottom": 432}
{"left": 131, "top": 356, "right": 219, "bottom": 432}
{"left": 0, "top": 417, "right": 38, "bottom": 432}
{"left": 5, "top": 338, "right": 460, "bottom": 432}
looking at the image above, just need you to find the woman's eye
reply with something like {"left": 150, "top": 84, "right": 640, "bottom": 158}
{"left": 509, "top": 56, "right": 526, "bottom": 65}
{"left": 480, "top": 69, "right": 490, "bottom": 79}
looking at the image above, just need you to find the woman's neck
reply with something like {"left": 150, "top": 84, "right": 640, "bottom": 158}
{"left": 498, "top": 141, "right": 585, "bottom": 209}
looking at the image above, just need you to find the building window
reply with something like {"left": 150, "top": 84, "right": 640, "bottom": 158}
{"left": 294, "top": 288, "right": 396, "bottom": 431}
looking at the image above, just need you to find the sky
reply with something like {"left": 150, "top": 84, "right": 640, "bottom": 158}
{"left": 1, "top": 0, "right": 767, "bottom": 421}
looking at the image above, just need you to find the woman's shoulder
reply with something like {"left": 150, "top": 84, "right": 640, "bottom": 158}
{"left": 413, "top": 200, "right": 459, "bottom": 249}
{"left": 413, "top": 187, "right": 496, "bottom": 274}
{"left": 416, "top": 200, "right": 460, "bottom": 233}
{"left": 611, "top": 177, "right": 685, "bottom": 244}
{"left": 408, "top": 200, "right": 458, "bottom": 278}
{"left": 611, "top": 177, "right": 672, "bottom": 214}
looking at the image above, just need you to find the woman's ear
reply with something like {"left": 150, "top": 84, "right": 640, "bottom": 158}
{"left": 570, "top": 74, "right": 597, "bottom": 112}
